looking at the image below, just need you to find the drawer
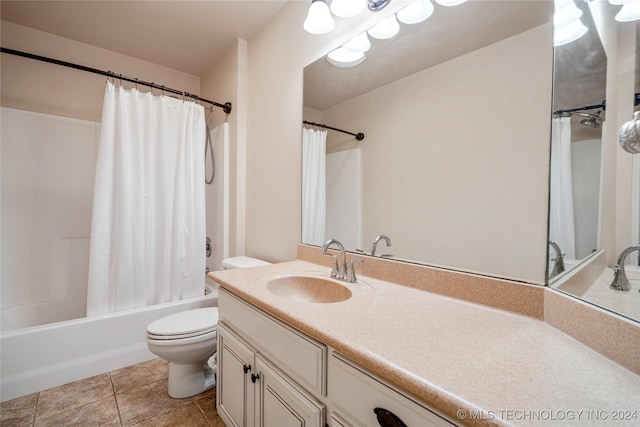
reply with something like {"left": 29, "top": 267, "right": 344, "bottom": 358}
{"left": 219, "top": 288, "right": 327, "bottom": 395}
{"left": 329, "top": 353, "right": 453, "bottom": 427}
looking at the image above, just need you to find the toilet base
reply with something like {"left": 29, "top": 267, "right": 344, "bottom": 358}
{"left": 167, "top": 361, "right": 216, "bottom": 398}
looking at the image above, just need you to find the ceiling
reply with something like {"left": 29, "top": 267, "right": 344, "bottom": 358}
{"left": 0, "top": 0, "right": 288, "bottom": 76}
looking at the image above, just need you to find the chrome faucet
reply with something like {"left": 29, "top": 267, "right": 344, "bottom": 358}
{"left": 610, "top": 245, "right": 640, "bottom": 291}
{"left": 548, "top": 240, "right": 565, "bottom": 279}
{"left": 371, "top": 235, "right": 392, "bottom": 257}
{"left": 322, "top": 239, "right": 347, "bottom": 280}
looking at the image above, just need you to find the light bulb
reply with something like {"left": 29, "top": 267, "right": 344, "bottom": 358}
{"left": 434, "top": 0, "right": 467, "bottom": 6}
{"left": 554, "top": 1, "right": 582, "bottom": 28}
{"left": 367, "top": 15, "right": 400, "bottom": 40}
{"left": 303, "top": 0, "right": 335, "bottom": 35}
{"left": 397, "top": 0, "right": 435, "bottom": 25}
{"left": 327, "top": 47, "right": 366, "bottom": 68}
{"left": 608, "top": 0, "right": 637, "bottom": 5}
{"left": 615, "top": 0, "right": 640, "bottom": 22}
{"left": 330, "top": 0, "right": 366, "bottom": 18}
{"left": 554, "top": 18, "right": 588, "bottom": 46}
{"left": 342, "top": 32, "right": 371, "bottom": 54}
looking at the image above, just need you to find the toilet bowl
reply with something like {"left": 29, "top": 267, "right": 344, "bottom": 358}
{"left": 146, "top": 256, "right": 270, "bottom": 398}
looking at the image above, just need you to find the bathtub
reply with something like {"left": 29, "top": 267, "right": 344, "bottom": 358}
{"left": 0, "top": 279, "right": 218, "bottom": 402}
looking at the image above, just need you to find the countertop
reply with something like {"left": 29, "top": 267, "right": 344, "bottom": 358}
{"left": 209, "top": 260, "right": 640, "bottom": 426}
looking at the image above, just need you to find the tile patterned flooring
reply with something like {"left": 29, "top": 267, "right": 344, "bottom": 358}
{"left": 1, "top": 358, "right": 225, "bottom": 427}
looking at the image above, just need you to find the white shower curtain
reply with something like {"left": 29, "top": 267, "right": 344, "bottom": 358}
{"left": 549, "top": 117, "right": 576, "bottom": 260}
{"left": 87, "top": 82, "right": 206, "bottom": 316}
{"left": 302, "top": 127, "right": 327, "bottom": 246}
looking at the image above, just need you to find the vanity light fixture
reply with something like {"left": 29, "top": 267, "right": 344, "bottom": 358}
{"left": 367, "top": 14, "right": 400, "bottom": 39}
{"left": 331, "top": 0, "right": 366, "bottom": 17}
{"left": 303, "top": 0, "right": 335, "bottom": 35}
{"left": 327, "top": 47, "right": 366, "bottom": 68}
{"left": 434, "top": 0, "right": 467, "bottom": 6}
{"left": 553, "top": 0, "right": 588, "bottom": 46}
{"left": 397, "top": 0, "right": 434, "bottom": 24}
{"left": 614, "top": 0, "right": 640, "bottom": 22}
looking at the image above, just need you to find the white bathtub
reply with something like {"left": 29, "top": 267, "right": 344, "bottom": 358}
{"left": 0, "top": 280, "right": 218, "bottom": 402}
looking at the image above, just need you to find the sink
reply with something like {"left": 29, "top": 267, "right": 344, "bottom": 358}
{"left": 266, "top": 275, "right": 352, "bottom": 303}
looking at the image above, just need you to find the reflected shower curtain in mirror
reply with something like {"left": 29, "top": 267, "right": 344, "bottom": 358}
{"left": 302, "top": 127, "right": 327, "bottom": 246}
{"left": 87, "top": 82, "right": 206, "bottom": 316}
{"left": 549, "top": 117, "right": 576, "bottom": 260}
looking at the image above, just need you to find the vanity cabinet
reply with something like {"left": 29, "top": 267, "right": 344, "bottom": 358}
{"left": 217, "top": 289, "right": 325, "bottom": 427}
{"left": 217, "top": 288, "right": 453, "bottom": 427}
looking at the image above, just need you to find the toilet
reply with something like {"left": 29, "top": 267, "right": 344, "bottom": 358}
{"left": 146, "top": 256, "right": 270, "bottom": 398}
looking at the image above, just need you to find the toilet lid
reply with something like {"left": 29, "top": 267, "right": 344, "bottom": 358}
{"left": 147, "top": 307, "right": 218, "bottom": 337}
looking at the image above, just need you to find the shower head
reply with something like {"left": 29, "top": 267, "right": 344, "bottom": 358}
{"left": 575, "top": 110, "right": 603, "bottom": 128}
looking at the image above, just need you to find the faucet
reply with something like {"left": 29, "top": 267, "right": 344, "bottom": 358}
{"left": 548, "top": 241, "right": 565, "bottom": 279}
{"left": 610, "top": 245, "right": 640, "bottom": 291}
{"left": 322, "top": 239, "right": 347, "bottom": 280}
{"left": 371, "top": 235, "right": 392, "bottom": 257}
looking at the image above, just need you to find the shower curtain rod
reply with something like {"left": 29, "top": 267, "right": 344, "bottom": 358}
{"left": 1, "top": 47, "right": 232, "bottom": 114}
{"left": 303, "top": 120, "right": 364, "bottom": 141}
{"left": 553, "top": 93, "right": 640, "bottom": 116}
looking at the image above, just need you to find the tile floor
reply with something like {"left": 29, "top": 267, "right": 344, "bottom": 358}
{"left": 0, "top": 358, "right": 225, "bottom": 427}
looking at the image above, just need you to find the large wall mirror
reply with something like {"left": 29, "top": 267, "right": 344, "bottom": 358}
{"left": 302, "top": 0, "right": 554, "bottom": 285}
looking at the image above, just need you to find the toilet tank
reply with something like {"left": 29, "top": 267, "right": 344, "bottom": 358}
{"left": 221, "top": 256, "right": 271, "bottom": 269}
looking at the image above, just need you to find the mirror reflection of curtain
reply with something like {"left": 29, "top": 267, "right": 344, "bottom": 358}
{"left": 549, "top": 117, "right": 576, "bottom": 259}
{"left": 302, "top": 127, "right": 327, "bottom": 245}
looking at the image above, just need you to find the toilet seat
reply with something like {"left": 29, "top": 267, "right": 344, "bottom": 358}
{"left": 147, "top": 307, "right": 218, "bottom": 340}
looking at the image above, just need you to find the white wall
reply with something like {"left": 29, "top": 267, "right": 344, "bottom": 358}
{"left": 571, "top": 138, "right": 602, "bottom": 259}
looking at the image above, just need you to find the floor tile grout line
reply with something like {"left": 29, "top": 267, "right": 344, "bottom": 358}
{"left": 31, "top": 392, "right": 40, "bottom": 427}
{"left": 108, "top": 371, "right": 124, "bottom": 427}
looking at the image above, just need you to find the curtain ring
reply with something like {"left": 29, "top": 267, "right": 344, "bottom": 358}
{"left": 134, "top": 78, "right": 138, "bottom": 91}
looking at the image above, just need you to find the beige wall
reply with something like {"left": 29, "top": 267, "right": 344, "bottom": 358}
{"left": 244, "top": 1, "right": 410, "bottom": 263}
{"left": 318, "top": 25, "right": 552, "bottom": 283}
{"left": 200, "top": 40, "right": 248, "bottom": 261}
{"left": 0, "top": 21, "right": 200, "bottom": 122}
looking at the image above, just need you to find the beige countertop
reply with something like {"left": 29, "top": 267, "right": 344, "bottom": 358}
{"left": 209, "top": 260, "right": 640, "bottom": 426}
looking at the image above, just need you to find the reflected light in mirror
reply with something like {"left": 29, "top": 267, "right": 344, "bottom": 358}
{"left": 327, "top": 47, "right": 366, "bottom": 68}
{"left": 553, "top": 0, "right": 588, "bottom": 47}
{"left": 331, "top": 0, "right": 366, "bottom": 18}
{"left": 434, "top": 0, "right": 467, "bottom": 6}
{"left": 367, "top": 14, "right": 400, "bottom": 39}
{"left": 343, "top": 32, "right": 371, "bottom": 53}
{"left": 397, "top": 0, "right": 435, "bottom": 25}
{"left": 615, "top": 1, "right": 640, "bottom": 22}
{"left": 304, "top": 0, "right": 335, "bottom": 34}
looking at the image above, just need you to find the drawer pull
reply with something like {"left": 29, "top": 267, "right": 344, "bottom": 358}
{"left": 251, "top": 373, "right": 260, "bottom": 383}
{"left": 373, "top": 408, "right": 408, "bottom": 427}
{"left": 243, "top": 364, "right": 251, "bottom": 374}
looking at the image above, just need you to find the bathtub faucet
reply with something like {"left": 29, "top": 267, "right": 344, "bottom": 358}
{"left": 610, "top": 245, "right": 640, "bottom": 291}
{"left": 548, "top": 241, "right": 565, "bottom": 279}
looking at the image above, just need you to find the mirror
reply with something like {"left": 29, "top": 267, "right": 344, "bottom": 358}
{"left": 549, "top": 1, "right": 640, "bottom": 323}
{"left": 548, "top": 0, "right": 606, "bottom": 282}
{"left": 302, "top": 1, "right": 554, "bottom": 284}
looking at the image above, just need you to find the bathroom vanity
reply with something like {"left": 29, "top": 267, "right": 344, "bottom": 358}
{"left": 209, "top": 249, "right": 640, "bottom": 427}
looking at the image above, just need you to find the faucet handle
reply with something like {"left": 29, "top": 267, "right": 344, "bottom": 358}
{"left": 325, "top": 253, "right": 339, "bottom": 278}
{"left": 346, "top": 258, "right": 364, "bottom": 283}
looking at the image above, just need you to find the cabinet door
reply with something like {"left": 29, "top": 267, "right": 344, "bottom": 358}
{"left": 218, "top": 322, "right": 256, "bottom": 427}
{"left": 255, "top": 354, "right": 324, "bottom": 427}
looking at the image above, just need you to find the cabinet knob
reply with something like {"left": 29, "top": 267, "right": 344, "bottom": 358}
{"left": 243, "top": 364, "right": 251, "bottom": 374}
{"left": 373, "top": 408, "right": 408, "bottom": 427}
{"left": 251, "top": 373, "right": 260, "bottom": 383}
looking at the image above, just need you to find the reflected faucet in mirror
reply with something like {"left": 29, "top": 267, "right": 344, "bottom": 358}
{"left": 548, "top": 241, "right": 566, "bottom": 280}
{"left": 356, "top": 234, "right": 393, "bottom": 257}
{"left": 610, "top": 245, "right": 640, "bottom": 292}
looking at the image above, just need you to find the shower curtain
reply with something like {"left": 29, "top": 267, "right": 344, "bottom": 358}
{"left": 549, "top": 117, "right": 576, "bottom": 260}
{"left": 87, "top": 82, "right": 206, "bottom": 316}
{"left": 302, "top": 127, "right": 327, "bottom": 246}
